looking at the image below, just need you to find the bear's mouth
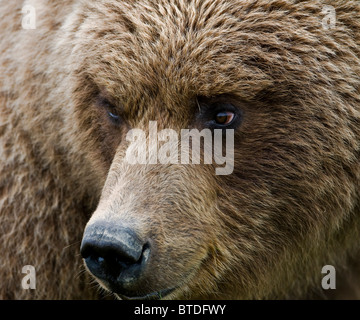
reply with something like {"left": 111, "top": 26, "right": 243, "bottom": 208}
{"left": 91, "top": 250, "right": 207, "bottom": 300}
{"left": 115, "top": 288, "right": 176, "bottom": 300}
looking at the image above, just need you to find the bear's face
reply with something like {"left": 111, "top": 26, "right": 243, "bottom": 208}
{"left": 66, "top": 1, "right": 360, "bottom": 299}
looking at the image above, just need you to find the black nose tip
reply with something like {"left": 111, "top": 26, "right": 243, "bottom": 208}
{"left": 80, "top": 222, "right": 149, "bottom": 292}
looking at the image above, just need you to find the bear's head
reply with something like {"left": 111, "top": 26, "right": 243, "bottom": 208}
{"left": 60, "top": 0, "right": 360, "bottom": 299}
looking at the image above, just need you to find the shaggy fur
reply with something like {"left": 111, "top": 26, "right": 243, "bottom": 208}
{"left": 1, "top": 0, "right": 360, "bottom": 299}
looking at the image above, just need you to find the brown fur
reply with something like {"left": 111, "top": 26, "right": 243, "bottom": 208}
{"left": 1, "top": 0, "right": 360, "bottom": 299}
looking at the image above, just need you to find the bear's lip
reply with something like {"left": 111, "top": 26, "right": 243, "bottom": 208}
{"left": 115, "top": 287, "right": 176, "bottom": 300}
{"left": 90, "top": 251, "right": 205, "bottom": 300}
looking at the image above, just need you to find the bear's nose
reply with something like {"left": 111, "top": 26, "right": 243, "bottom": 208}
{"left": 80, "top": 222, "right": 150, "bottom": 293}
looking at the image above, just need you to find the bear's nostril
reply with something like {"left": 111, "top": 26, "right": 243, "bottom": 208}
{"left": 80, "top": 223, "right": 149, "bottom": 289}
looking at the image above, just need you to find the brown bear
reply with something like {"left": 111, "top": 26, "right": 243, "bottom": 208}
{"left": 0, "top": 0, "right": 360, "bottom": 300}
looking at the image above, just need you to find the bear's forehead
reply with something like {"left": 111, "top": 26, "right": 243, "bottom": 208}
{"left": 70, "top": 0, "right": 328, "bottom": 114}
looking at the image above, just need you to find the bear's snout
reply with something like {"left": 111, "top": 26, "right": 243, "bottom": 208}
{"left": 80, "top": 222, "right": 151, "bottom": 297}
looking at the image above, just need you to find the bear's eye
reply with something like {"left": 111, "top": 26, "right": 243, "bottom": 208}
{"left": 215, "top": 111, "right": 235, "bottom": 126}
{"left": 199, "top": 100, "right": 242, "bottom": 130}
{"left": 108, "top": 111, "right": 120, "bottom": 123}
{"left": 96, "top": 95, "right": 121, "bottom": 125}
